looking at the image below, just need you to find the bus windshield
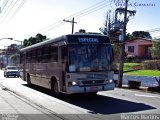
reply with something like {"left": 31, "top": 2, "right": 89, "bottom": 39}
{"left": 68, "top": 44, "right": 112, "bottom": 72}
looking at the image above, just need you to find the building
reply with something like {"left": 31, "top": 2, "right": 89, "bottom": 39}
{"left": 125, "top": 38, "right": 152, "bottom": 59}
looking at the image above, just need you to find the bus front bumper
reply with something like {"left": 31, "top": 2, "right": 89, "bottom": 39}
{"left": 66, "top": 83, "right": 115, "bottom": 94}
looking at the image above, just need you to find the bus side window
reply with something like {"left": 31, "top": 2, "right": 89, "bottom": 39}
{"left": 37, "top": 48, "right": 42, "bottom": 62}
{"left": 20, "top": 53, "right": 23, "bottom": 64}
{"left": 41, "top": 45, "right": 50, "bottom": 63}
{"left": 50, "top": 45, "right": 58, "bottom": 62}
{"left": 26, "top": 51, "right": 31, "bottom": 63}
{"left": 61, "top": 46, "right": 67, "bottom": 61}
{"left": 31, "top": 50, "right": 36, "bottom": 63}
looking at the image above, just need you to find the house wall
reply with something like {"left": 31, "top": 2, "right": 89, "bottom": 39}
{"left": 138, "top": 45, "right": 145, "bottom": 57}
{"left": 125, "top": 38, "right": 152, "bottom": 58}
{"left": 125, "top": 41, "right": 139, "bottom": 56}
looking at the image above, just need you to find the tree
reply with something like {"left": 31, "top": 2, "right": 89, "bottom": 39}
{"left": 23, "top": 39, "right": 30, "bottom": 47}
{"left": 132, "top": 31, "right": 152, "bottom": 39}
{"left": 6, "top": 44, "right": 19, "bottom": 55}
{"left": 36, "top": 33, "right": 47, "bottom": 43}
{"left": 150, "top": 40, "right": 160, "bottom": 59}
{"left": 125, "top": 33, "right": 134, "bottom": 41}
{"left": 78, "top": 29, "right": 86, "bottom": 33}
{"left": 22, "top": 33, "right": 47, "bottom": 48}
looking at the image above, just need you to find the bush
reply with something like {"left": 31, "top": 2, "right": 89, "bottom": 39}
{"left": 150, "top": 41, "right": 160, "bottom": 59}
{"left": 142, "top": 60, "right": 160, "bottom": 70}
{"left": 148, "top": 87, "right": 160, "bottom": 93}
{"left": 125, "top": 55, "right": 140, "bottom": 63}
{"left": 128, "top": 80, "right": 141, "bottom": 89}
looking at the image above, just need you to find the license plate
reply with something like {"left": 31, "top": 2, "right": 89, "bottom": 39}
{"left": 90, "top": 86, "right": 98, "bottom": 92}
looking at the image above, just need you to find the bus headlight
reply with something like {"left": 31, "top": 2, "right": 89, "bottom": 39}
{"left": 106, "top": 79, "right": 113, "bottom": 83}
{"left": 109, "top": 79, "right": 113, "bottom": 83}
{"left": 68, "top": 81, "right": 77, "bottom": 86}
{"left": 72, "top": 81, "right": 77, "bottom": 85}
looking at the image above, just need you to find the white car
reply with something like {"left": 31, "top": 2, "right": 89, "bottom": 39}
{"left": 4, "top": 66, "right": 20, "bottom": 78}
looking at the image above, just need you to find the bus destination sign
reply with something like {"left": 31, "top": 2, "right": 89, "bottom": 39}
{"left": 67, "top": 35, "right": 110, "bottom": 44}
{"left": 78, "top": 38, "right": 99, "bottom": 43}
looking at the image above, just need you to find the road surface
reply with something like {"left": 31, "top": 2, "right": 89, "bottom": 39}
{"left": 0, "top": 70, "right": 160, "bottom": 120}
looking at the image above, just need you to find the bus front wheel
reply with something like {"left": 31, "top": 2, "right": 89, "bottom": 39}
{"left": 88, "top": 92, "right": 97, "bottom": 97}
{"left": 51, "top": 80, "right": 60, "bottom": 96}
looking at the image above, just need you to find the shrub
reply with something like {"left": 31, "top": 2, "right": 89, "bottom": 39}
{"left": 125, "top": 55, "right": 140, "bottom": 63}
{"left": 142, "top": 60, "right": 160, "bottom": 70}
{"left": 150, "top": 41, "right": 160, "bottom": 59}
{"left": 128, "top": 80, "right": 141, "bottom": 89}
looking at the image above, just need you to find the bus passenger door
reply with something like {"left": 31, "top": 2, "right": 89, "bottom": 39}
{"left": 59, "top": 46, "right": 67, "bottom": 92}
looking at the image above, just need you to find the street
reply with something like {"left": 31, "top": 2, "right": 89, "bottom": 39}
{"left": 0, "top": 79, "right": 65, "bottom": 120}
{"left": 0, "top": 70, "right": 160, "bottom": 120}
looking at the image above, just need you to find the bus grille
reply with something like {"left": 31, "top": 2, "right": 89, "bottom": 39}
{"left": 81, "top": 80, "right": 105, "bottom": 85}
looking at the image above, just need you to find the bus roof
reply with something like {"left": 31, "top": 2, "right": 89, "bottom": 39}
{"left": 20, "top": 34, "right": 110, "bottom": 52}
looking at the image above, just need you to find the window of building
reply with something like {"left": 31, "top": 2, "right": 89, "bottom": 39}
{"left": 128, "top": 46, "right": 134, "bottom": 53}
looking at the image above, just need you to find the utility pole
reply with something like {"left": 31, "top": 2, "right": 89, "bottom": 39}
{"left": 63, "top": 17, "right": 77, "bottom": 34}
{"left": 13, "top": 39, "right": 23, "bottom": 48}
{"left": 117, "top": 0, "right": 128, "bottom": 88}
{"left": 117, "top": 0, "right": 136, "bottom": 87}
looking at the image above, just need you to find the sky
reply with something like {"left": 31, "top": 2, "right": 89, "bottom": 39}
{"left": 0, "top": 0, "right": 159, "bottom": 48}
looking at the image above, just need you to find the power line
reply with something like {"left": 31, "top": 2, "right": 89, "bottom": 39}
{"left": 75, "top": 2, "right": 111, "bottom": 19}
{"left": 0, "top": 0, "right": 27, "bottom": 30}
{"left": 66, "top": 0, "right": 108, "bottom": 19}
{"left": 0, "top": 0, "right": 15, "bottom": 22}
{"left": 37, "top": 0, "right": 112, "bottom": 34}
{"left": 4, "top": 0, "right": 27, "bottom": 25}
{"left": 145, "top": 28, "right": 160, "bottom": 32}
{"left": 38, "top": 0, "right": 110, "bottom": 33}
{"left": 0, "top": 0, "right": 19, "bottom": 25}
{"left": 63, "top": 17, "right": 77, "bottom": 34}
{"left": 0, "top": 0, "right": 10, "bottom": 12}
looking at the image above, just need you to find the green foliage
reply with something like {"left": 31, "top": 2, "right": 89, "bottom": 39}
{"left": 125, "top": 33, "right": 134, "bottom": 41}
{"left": 116, "top": 63, "right": 141, "bottom": 72}
{"left": 6, "top": 44, "right": 19, "bottom": 54}
{"left": 132, "top": 31, "right": 152, "bottom": 39}
{"left": 22, "top": 33, "right": 47, "bottom": 48}
{"left": 142, "top": 60, "right": 160, "bottom": 70}
{"left": 124, "top": 55, "right": 140, "bottom": 63}
{"left": 78, "top": 29, "right": 86, "bottom": 33}
{"left": 150, "top": 41, "right": 160, "bottom": 59}
{"left": 125, "top": 70, "right": 160, "bottom": 76}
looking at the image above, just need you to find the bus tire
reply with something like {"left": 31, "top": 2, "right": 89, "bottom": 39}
{"left": 51, "top": 79, "right": 60, "bottom": 96}
{"left": 88, "top": 92, "right": 97, "bottom": 97}
{"left": 27, "top": 74, "right": 32, "bottom": 86}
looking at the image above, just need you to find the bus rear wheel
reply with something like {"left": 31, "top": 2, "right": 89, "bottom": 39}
{"left": 51, "top": 80, "right": 60, "bottom": 96}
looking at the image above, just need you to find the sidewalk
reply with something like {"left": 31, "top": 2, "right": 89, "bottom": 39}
{"left": 0, "top": 86, "right": 61, "bottom": 120}
{"left": 114, "top": 74, "right": 159, "bottom": 87}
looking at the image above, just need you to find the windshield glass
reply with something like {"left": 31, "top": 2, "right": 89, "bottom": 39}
{"left": 7, "top": 66, "right": 18, "bottom": 70}
{"left": 68, "top": 44, "right": 112, "bottom": 72}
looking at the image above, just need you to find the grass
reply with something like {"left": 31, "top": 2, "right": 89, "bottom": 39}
{"left": 116, "top": 62, "right": 160, "bottom": 76}
{"left": 116, "top": 63, "right": 141, "bottom": 72}
{"left": 125, "top": 70, "right": 160, "bottom": 76}
{"left": 123, "top": 63, "right": 141, "bottom": 72}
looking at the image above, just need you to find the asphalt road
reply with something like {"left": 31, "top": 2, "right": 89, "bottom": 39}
{"left": 0, "top": 81, "right": 65, "bottom": 120}
{"left": 0, "top": 70, "right": 160, "bottom": 120}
